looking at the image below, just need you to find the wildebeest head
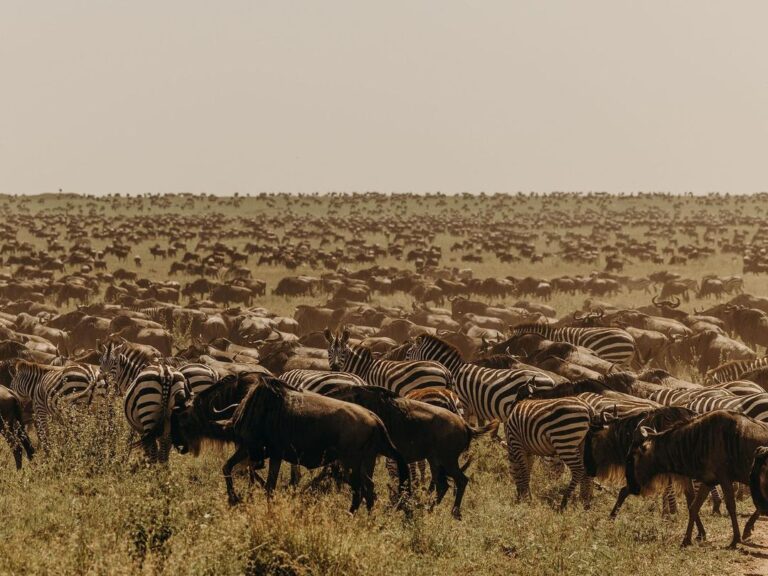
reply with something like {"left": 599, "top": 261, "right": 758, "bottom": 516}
{"left": 750, "top": 446, "right": 768, "bottom": 513}
{"left": 324, "top": 327, "right": 351, "bottom": 371}
{"left": 625, "top": 426, "right": 658, "bottom": 495}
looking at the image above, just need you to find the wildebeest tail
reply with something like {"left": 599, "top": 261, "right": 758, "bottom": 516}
{"left": 373, "top": 422, "right": 411, "bottom": 494}
{"left": 468, "top": 419, "right": 499, "bottom": 439}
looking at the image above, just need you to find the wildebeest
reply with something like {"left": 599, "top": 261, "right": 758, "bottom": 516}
{"left": 584, "top": 406, "right": 698, "bottom": 519}
{"left": 322, "top": 383, "right": 497, "bottom": 518}
{"left": 205, "top": 376, "right": 411, "bottom": 512}
{"left": 626, "top": 410, "right": 768, "bottom": 547}
{"left": 0, "top": 384, "right": 34, "bottom": 469}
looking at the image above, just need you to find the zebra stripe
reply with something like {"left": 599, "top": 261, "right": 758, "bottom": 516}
{"left": 509, "top": 324, "right": 636, "bottom": 365}
{"left": 684, "top": 392, "right": 768, "bottom": 422}
{"left": 101, "top": 340, "right": 162, "bottom": 394}
{"left": 123, "top": 363, "right": 188, "bottom": 463}
{"left": 504, "top": 397, "right": 593, "bottom": 509}
{"left": 406, "top": 334, "right": 555, "bottom": 421}
{"left": 648, "top": 387, "right": 733, "bottom": 406}
{"left": 280, "top": 369, "right": 366, "bottom": 395}
{"left": 705, "top": 356, "right": 768, "bottom": 384}
{"left": 178, "top": 363, "right": 218, "bottom": 395}
{"left": 11, "top": 360, "right": 104, "bottom": 447}
{"left": 327, "top": 338, "right": 453, "bottom": 396}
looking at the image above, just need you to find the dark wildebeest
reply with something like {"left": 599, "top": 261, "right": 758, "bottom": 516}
{"left": 193, "top": 376, "right": 411, "bottom": 513}
{"left": 585, "top": 406, "right": 700, "bottom": 520}
{"left": 626, "top": 410, "right": 768, "bottom": 547}
{"left": 0, "top": 384, "right": 34, "bottom": 469}
{"left": 322, "top": 383, "right": 497, "bottom": 519}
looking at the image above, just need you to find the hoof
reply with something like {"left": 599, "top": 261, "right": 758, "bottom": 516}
{"left": 452, "top": 508, "right": 463, "bottom": 521}
{"left": 681, "top": 539, "right": 692, "bottom": 548}
{"left": 228, "top": 495, "right": 242, "bottom": 506}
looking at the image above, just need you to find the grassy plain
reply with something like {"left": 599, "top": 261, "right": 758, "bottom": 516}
{"left": 0, "top": 193, "right": 763, "bottom": 575}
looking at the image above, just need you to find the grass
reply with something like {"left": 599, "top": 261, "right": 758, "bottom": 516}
{"left": 0, "top": 410, "right": 746, "bottom": 575}
{"left": 0, "top": 191, "right": 764, "bottom": 574}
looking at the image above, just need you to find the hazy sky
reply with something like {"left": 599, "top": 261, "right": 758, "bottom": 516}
{"left": 2, "top": 1, "right": 767, "bottom": 195}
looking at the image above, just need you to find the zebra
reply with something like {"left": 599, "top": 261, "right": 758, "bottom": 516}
{"left": 123, "top": 362, "right": 189, "bottom": 463}
{"left": 508, "top": 324, "right": 636, "bottom": 365}
{"left": 504, "top": 396, "right": 593, "bottom": 509}
{"left": 178, "top": 362, "right": 218, "bottom": 396}
{"left": 722, "top": 275, "right": 744, "bottom": 295}
{"left": 324, "top": 329, "right": 453, "bottom": 396}
{"left": 11, "top": 360, "right": 105, "bottom": 448}
{"left": 100, "top": 338, "right": 162, "bottom": 394}
{"left": 405, "top": 334, "right": 555, "bottom": 422}
{"left": 683, "top": 392, "right": 768, "bottom": 422}
{"left": 704, "top": 356, "right": 768, "bottom": 384}
{"left": 648, "top": 386, "right": 733, "bottom": 407}
{"left": 281, "top": 369, "right": 366, "bottom": 395}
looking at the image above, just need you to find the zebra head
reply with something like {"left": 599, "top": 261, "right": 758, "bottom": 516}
{"left": 405, "top": 335, "right": 425, "bottom": 361}
{"left": 324, "top": 328, "right": 351, "bottom": 372}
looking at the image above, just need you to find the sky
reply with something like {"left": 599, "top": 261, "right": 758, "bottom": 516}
{"left": 1, "top": 1, "right": 767, "bottom": 195}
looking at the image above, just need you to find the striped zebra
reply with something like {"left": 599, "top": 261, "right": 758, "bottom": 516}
{"left": 100, "top": 339, "right": 162, "bottom": 394}
{"left": 281, "top": 369, "right": 366, "bottom": 395}
{"left": 723, "top": 275, "right": 744, "bottom": 295}
{"left": 11, "top": 360, "right": 105, "bottom": 448}
{"left": 405, "top": 334, "right": 555, "bottom": 422}
{"left": 705, "top": 356, "right": 768, "bottom": 384}
{"left": 648, "top": 386, "right": 732, "bottom": 407}
{"left": 178, "top": 363, "right": 218, "bottom": 395}
{"left": 509, "top": 324, "right": 636, "bottom": 365}
{"left": 683, "top": 392, "right": 768, "bottom": 422}
{"left": 504, "top": 396, "right": 593, "bottom": 509}
{"left": 707, "top": 380, "right": 765, "bottom": 396}
{"left": 325, "top": 329, "right": 453, "bottom": 396}
{"left": 124, "top": 362, "right": 189, "bottom": 463}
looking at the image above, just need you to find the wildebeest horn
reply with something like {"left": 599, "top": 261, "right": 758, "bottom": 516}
{"left": 652, "top": 295, "right": 660, "bottom": 306}
{"left": 639, "top": 425, "right": 657, "bottom": 439}
{"left": 212, "top": 403, "right": 239, "bottom": 415}
{"left": 573, "top": 311, "right": 585, "bottom": 321}
{"left": 670, "top": 296, "right": 681, "bottom": 308}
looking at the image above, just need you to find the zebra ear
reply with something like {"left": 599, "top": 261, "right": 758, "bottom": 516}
{"left": 340, "top": 328, "right": 350, "bottom": 344}
{"left": 323, "top": 328, "right": 334, "bottom": 344}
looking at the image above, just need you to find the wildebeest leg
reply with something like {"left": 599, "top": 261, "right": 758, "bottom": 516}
{"left": 609, "top": 486, "right": 630, "bottom": 519}
{"left": 361, "top": 454, "right": 377, "bottom": 512}
{"left": 289, "top": 464, "right": 302, "bottom": 487}
{"left": 348, "top": 465, "right": 363, "bottom": 514}
{"left": 682, "top": 483, "right": 710, "bottom": 547}
{"left": 248, "top": 463, "right": 266, "bottom": 489}
{"left": 742, "top": 509, "right": 761, "bottom": 541}
{"left": 444, "top": 459, "right": 468, "bottom": 520}
{"left": 719, "top": 480, "right": 741, "bottom": 548}
{"left": 683, "top": 479, "right": 706, "bottom": 540}
{"left": 3, "top": 431, "right": 23, "bottom": 470}
{"left": 432, "top": 464, "right": 450, "bottom": 508}
{"left": 265, "top": 457, "right": 282, "bottom": 497}
{"left": 223, "top": 445, "right": 249, "bottom": 505}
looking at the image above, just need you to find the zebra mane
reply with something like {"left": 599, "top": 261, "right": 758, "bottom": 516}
{"left": 418, "top": 333, "right": 465, "bottom": 362}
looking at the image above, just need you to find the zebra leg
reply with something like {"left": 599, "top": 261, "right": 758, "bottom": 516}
{"left": 558, "top": 450, "right": 586, "bottom": 510}
{"left": 683, "top": 483, "right": 710, "bottom": 547}
{"left": 141, "top": 436, "right": 158, "bottom": 463}
{"left": 506, "top": 442, "right": 532, "bottom": 502}
{"left": 158, "top": 434, "right": 171, "bottom": 464}
{"left": 33, "top": 412, "right": 50, "bottom": 453}
{"left": 719, "top": 480, "right": 741, "bottom": 548}
{"left": 661, "top": 480, "right": 678, "bottom": 516}
{"left": 709, "top": 485, "right": 722, "bottom": 515}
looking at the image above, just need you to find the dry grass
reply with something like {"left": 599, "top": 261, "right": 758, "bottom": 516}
{"left": 0, "top": 192, "right": 762, "bottom": 574}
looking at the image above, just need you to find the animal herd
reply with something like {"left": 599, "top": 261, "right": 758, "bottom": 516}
{"left": 4, "top": 191, "right": 768, "bottom": 553}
